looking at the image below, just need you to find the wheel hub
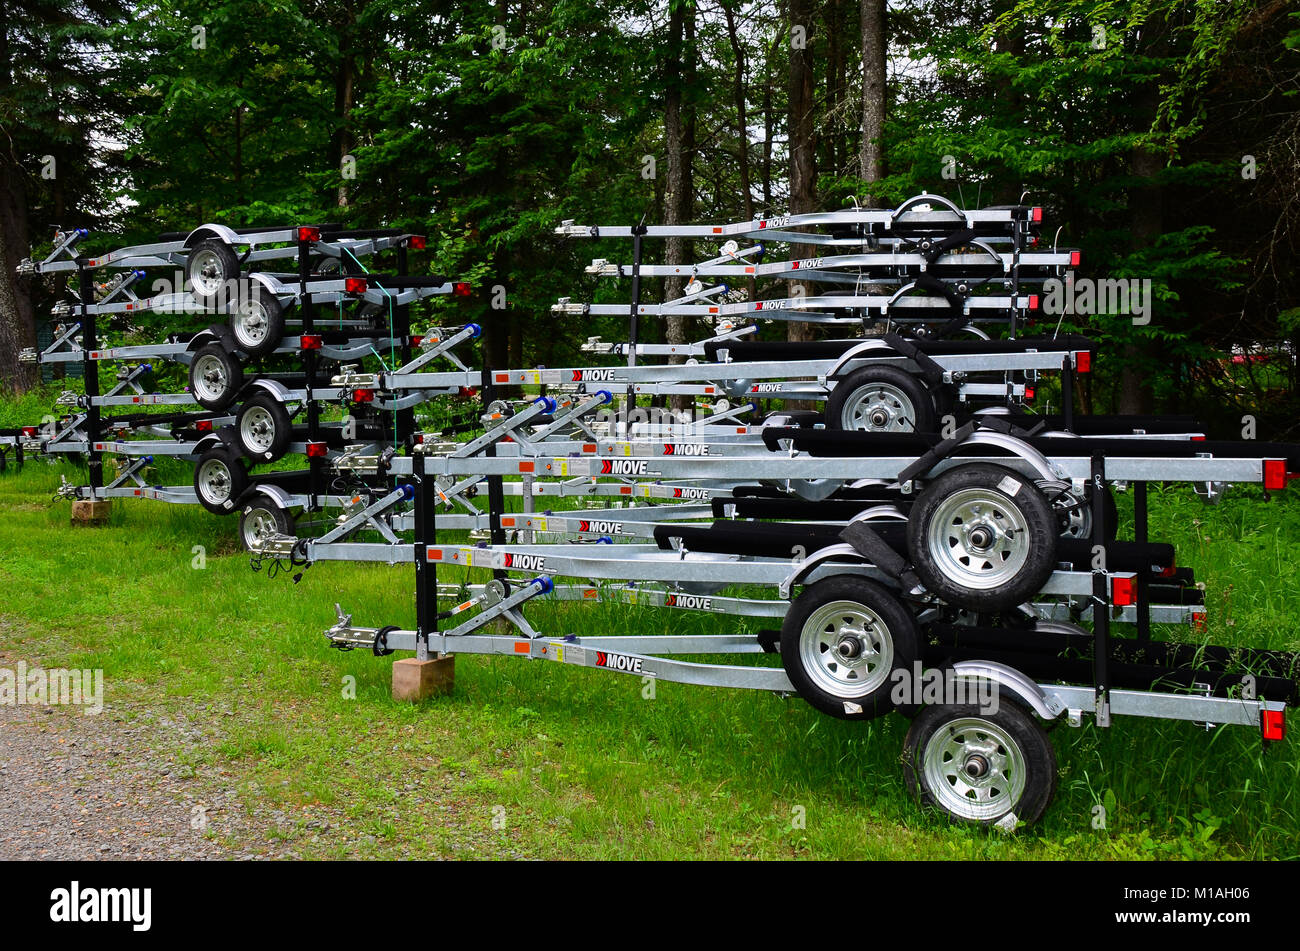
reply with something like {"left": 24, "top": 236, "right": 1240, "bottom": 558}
{"left": 844, "top": 383, "right": 915, "bottom": 432}
{"left": 927, "top": 489, "right": 1031, "bottom": 590}
{"left": 799, "top": 600, "right": 893, "bottom": 698}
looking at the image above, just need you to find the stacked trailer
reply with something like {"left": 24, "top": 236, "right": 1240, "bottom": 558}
{"left": 18, "top": 223, "right": 472, "bottom": 536}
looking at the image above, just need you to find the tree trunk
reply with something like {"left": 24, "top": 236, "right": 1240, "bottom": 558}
{"left": 858, "top": 0, "right": 885, "bottom": 204}
{"left": 334, "top": 37, "right": 357, "bottom": 208}
{"left": 787, "top": 0, "right": 817, "bottom": 346}
{"left": 0, "top": 170, "right": 38, "bottom": 392}
{"left": 663, "top": 0, "right": 696, "bottom": 411}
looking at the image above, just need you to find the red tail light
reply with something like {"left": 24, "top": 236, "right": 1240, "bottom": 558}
{"left": 345, "top": 277, "right": 368, "bottom": 294}
{"left": 410, "top": 335, "right": 423, "bottom": 347}
{"left": 1158, "top": 561, "right": 1177, "bottom": 578}
{"left": 453, "top": 282, "right": 472, "bottom": 297}
{"left": 300, "top": 334, "right": 322, "bottom": 350}
{"left": 408, "top": 235, "right": 426, "bottom": 250}
{"left": 1070, "top": 250, "right": 1081, "bottom": 266}
{"left": 196, "top": 420, "right": 213, "bottom": 433}
{"left": 1264, "top": 459, "right": 1286, "bottom": 491}
{"left": 1027, "top": 295, "right": 1039, "bottom": 311}
{"left": 1112, "top": 576, "right": 1136, "bottom": 606}
{"left": 21, "top": 426, "right": 36, "bottom": 437}
{"left": 1024, "top": 386, "right": 1035, "bottom": 400}
{"left": 1031, "top": 207, "right": 1043, "bottom": 223}
{"left": 1075, "top": 351, "right": 1091, "bottom": 373}
{"left": 306, "top": 441, "right": 328, "bottom": 458}
{"left": 1262, "top": 709, "right": 1285, "bottom": 742}
{"left": 298, "top": 227, "right": 320, "bottom": 242}
{"left": 458, "top": 386, "right": 477, "bottom": 398}
{"left": 352, "top": 389, "right": 374, "bottom": 403}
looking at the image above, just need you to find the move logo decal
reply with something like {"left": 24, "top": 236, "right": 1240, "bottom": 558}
{"left": 577, "top": 519, "right": 624, "bottom": 534}
{"left": 662, "top": 443, "right": 709, "bottom": 455}
{"left": 595, "top": 650, "right": 643, "bottom": 673}
{"left": 750, "top": 383, "right": 783, "bottom": 392}
{"left": 601, "top": 459, "right": 648, "bottom": 475}
{"left": 672, "top": 487, "right": 712, "bottom": 499}
{"left": 502, "top": 552, "right": 547, "bottom": 571}
{"left": 571, "top": 368, "right": 616, "bottom": 382}
{"left": 666, "top": 594, "right": 713, "bottom": 610}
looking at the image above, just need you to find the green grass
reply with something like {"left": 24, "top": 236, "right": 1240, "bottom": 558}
{"left": 1, "top": 457, "right": 1298, "bottom": 859}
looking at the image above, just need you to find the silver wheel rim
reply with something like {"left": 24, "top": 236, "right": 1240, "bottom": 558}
{"left": 240, "top": 405, "right": 277, "bottom": 454}
{"left": 927, "top": 487, "right": 1031, "bottom": 590}
{"left": 922, "top": 717, "right": 1027, "bottom": 821}
{"left": 798, "top": 599, "right": 893, "bottom": 698}
{"left": 242, "top": 507, "right": 281, "bottom": 547}
{"left": 190, "top": 248, "right": 227, "bottom": 298}
{"left": 233, "top": 299, "right": 269, "bottom": 347}
{"left": 841, "top": 381, "right": 917, "bottom": 432}
{"left": 1038, "top": 480, "right": 1091, "bottom": 539}
{"left": 197, "top": 458, "right": 233, "bottom": 506}
{"left": 192, "top": 354, "right": 229, "bottom": 404}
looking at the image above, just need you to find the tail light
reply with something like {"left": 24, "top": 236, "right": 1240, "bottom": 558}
{"left": 306, "top": 441, "right": 328, "bottom": 458}
{"left": 458, "top": 387, "right": 477, "bottom": 398}
{"left": 196, "top": 420, "right": 213, "bottom": 433}
{"left": 1027, "top": 295, "right": 1039, "bottom": 310}
{"left": 1031, "top": 207, "right": 1043, "bottom": 223}
{"left": 300, "top": 334, "right": 322, "bottom": 350}
{"left": 1075, "top": 351, "right": 1091, "bottom": 373}
{"left": 352, "top": 389, "right": 374, "bottom": 403}
{"left": 1112, "top": 576, "right": 1136, "bottom": 606}
{"left": 21, "top": 426, "right": 36, "bottom": 437}
{"left": 297, "top": 227, "right": 320, "bottom": 242}
{"left": 1070, "top": 250, "right": 1081, "bottom": 266}
{"left": 1262, "top": 709, "right": 1285, "bottom": 742}
{"left": 408, "top": 235, "right": 426, "bottom": 250}
{"left": 1024, "top": 386, "right": 1036, "bottom": 400}
{"left": 453, "top": 282, "right": 472, "bottom": 297}
{"left": 410, "top": 335, "right": 423, "bottom": 347}
{"left": 345, "top": 277, "right": 368, "bottom": 294}
{"left": 1264, "top": 459, "right": 1286, "bottom": 491}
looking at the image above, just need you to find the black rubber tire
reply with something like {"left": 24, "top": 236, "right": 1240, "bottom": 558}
{"left": 227, "top": 282, "right": 285, "bottom": 358}
{"left": 235, "top": 393, "right": 292, "bottom": 462}
{"left": 188, "top": 342, "right": 244, "bottom": 411}
{"left": 827, "top": 364, "right": 937, "bottom": 433}
{"left": 1039, "top": 481, "right": 1118, "bottom": 540}
{"left": 238, "top": 494, "right": 293, "bottom": 551}
{"left": 186, "top": 238, "right": 242, "bottom": 306}
{"left": 902, "top": 700, "right": 1058, "bottom": 827}
{"left": 193, "top": 447, "right": 249, "bottom": 515}
{"left": 779, "top": 576, "right": 919, "bottom": 720}
{"left": 908, "top": 463, "right": 1058, "bottom": 612}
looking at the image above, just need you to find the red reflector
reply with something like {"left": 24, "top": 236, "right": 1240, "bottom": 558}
{"left": 413, "top": 433, "right": 424, "bottom": 444}
{"left": 306, "top": 441, "right": 327, "bottom": 458}
{"left": 1031, "top": 207, "right": 1043, "bottom": 223}
{"left": 300, "top": 334, "right": 322, "bottom": 350}
{"left": 514, "top": 642, "right": 531, "bottom": 654}
{"left": 1028, "top": 295, "right": 1039, "bottom": 311}
{"left": 1264, "top": 459, "right": 1286, "bottom": 491}
{"left": 352, "top": 389, "right": 374, "bottom": 403}
{"left": 298, "top": 226, "right": 320, "bottom": 242}
{"left": 345, "top": 277, "right": 368, "bottom": 294}
{"left": 1262, "top": 709, "right": 1285, "bottom": 742}
{"left": 1070, "top": 250, "right": 1081, "bottom": 266}
{"left": 1075, "top": 351, "right": 1091, "bottom": 373}
{"left": 410, "top": 335, "right": 423, "bottom": 347}
{"left": 409, "top": 235, "right": 426, "bottom": 250}
{"left": 1112, "top": 576, "right": 1136, "bottom": 606}
{"left": 1024, "top": 386, "right": 1035, "bottom": 400}
{"left": 21, "top": 426, "right": 36, "bottom": 437}
{"left": 453, "top": 282, "right": 472, "bottom": 297}
{"left": 1190, "top": 435, "right": 1205, "bottom": 441}
{"left": 196, "top": 420, "right": 213, "bottom": 433}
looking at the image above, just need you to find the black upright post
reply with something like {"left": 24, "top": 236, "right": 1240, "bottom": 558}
{"left": 394, "top": 244, "right": 415, "bottom": 447}
{"left": 1090, "top": 454, "right": 1110, "bottom": 723}
{"left": 298, "top": 232, "right": 321, "bottom": 509}
{"left": 1134, "top": 480, "right": 1150, "bottom": 645}
{"left": 480, "top": 363, "right": 507, "bottom": 548}
{"left": 628, "top": 224, "right": 647, "bottom": 369}
{"left": 78, "top": 264, "right": 102, "bottom": 492}
{"left": 1061, "top": 356, "right": 1074, "bottom": 433}
{"left": 413, "top": 452, "right": 435, "bottom": 660}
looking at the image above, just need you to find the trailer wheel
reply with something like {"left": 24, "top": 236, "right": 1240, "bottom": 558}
{"left": 1038, "top": 480, "right": 1117, "bottom": 540}
{"left": 903, "top": 701, "right": 1057, "bottom": 826}
{"left": 193, "top": 447, "right": 249, "bottom": 515}
{"left": 189, "top": 343, "right": 244, "bottom": 411}
{"left": 238, "top": 494, "right": 293, "bottom": 550}
{"left": 229, "top": 284, "right": 285, "bottom": 358}
{"left": 236, "top": 394, "right": 292, "bottom": 462}
{"left": 780, "top": 576, "right": 919, "bottom": 720}
{"left": 187, "top": 238, "right": 241, "bottom": 305}
{"left": 827, "top": 365, "right": 935, "bottom": 433}
{"left": 908, "top": 464, "right": 1057, "bottom": 611}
